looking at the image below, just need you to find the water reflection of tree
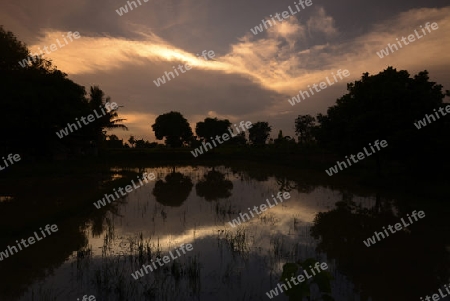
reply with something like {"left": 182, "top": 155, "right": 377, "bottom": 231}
{"left": 196, "top": 170, "right": 233, "bottom": 201}
{"left": 275, "top": 176, "right": 316, "bottom": 194}
{"left": 0, "top": 175, "right": 102, "bottom": 300}
{"left": 310, "top": 197, "right": 450, "bottom": 301}
{"left": 232, "top": 167, "right": 269, "bottom": 182}
{"left": 230, "top": 165, "right": 318, "bottom": 195}
{"left": 275, "top": 176, "right": 297, "bottom": 192}
{"left": 153, "top": 172, "right": 193, "bottom": 207}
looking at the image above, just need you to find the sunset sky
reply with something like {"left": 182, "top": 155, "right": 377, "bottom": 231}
{"left": 2, "top": 0, "right": 449, "bottom": 142}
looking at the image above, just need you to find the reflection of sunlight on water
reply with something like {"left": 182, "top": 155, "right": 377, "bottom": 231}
{"left": 0, "top": 195, "right": 13, "bottom": 202}
{"left": 79, "top": 165, "right": 334, "bottom": 299}
{"left": 110, "top": 173, "right": 123, "bottom": 180}
{"left": 18, "top": 165, "right": 378, "bottom": 301}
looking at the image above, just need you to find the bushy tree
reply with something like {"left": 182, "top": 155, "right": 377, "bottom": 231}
{"left": 229, "top": 132, "right": 247, "bottom": 146}
{"left": 195, "top": 118, "right": 231, "bottom": 141}
{"left": 105, "top": 135, "right": 125, "bottom": 148}
{"left": 0, "top": 26, "right": 127, "bottom": 158}
{"left": 315, "top": 66, "right": 450, "bottom": 174}
{"left": 152, "top": 111, "right": 193, "bottom": 147}
{"left": 0, "top": 26, "right": 86, "bottom": 156}
{"left": 0, "top": 25, "right": 32, "bottom": 72}
{"left": 135, "top": 139, "right": 158, "bottom": 148}
{"left": 295, "top": 115, "right": 316, "bottom": 145}
{"left": 248, "top": 122, "right": 271, "bottom": 146}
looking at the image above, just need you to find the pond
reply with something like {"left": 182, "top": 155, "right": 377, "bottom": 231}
{"left": 1, "top": 164, "right": 448, "bottom": 301}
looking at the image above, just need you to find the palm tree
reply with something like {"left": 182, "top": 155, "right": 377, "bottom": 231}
{"left": 87, "top": 86, "right": 127, "bottom": 144}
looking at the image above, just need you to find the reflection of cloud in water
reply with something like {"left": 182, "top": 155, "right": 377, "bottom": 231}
{"left": 19, "top": 165, "right": 385, "bottom": 300}
{"left": 93, "top": 167, "right": 381, "bottom": 256}
{"left": 107, "top": 167, "right": 379, "bottom": 252}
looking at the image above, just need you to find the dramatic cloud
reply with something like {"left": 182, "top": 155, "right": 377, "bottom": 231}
{"left": 1, "top": 0, "right": 449, "bottom": 142}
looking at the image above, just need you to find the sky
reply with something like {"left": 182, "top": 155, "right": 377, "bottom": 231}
{"left": 1, "top": 0, "right": 450, "bottom": 142}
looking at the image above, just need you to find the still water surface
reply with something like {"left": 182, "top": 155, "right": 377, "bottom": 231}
{"left": 2, "top": 164, "right": 447, "bottom": 301}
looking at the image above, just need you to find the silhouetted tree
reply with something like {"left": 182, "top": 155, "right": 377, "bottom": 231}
{"left": 105, "top": 135, "right": 125, "bottom": 148}
{"left": 0, "top": 25, "right": 35, "bottom": 72}
{"left": 0, "top": 27, "right": 87, "bottom": 157}
{"left": 152, "top": 111, "right": 193, "bottom": 147}
{"left": 195, "top": 118, "right": 231, "bottom": 142}
{"left": 0, "top": 26, "right": 127, "bottom": 158}
{"left": 316, "top": 67, "right": 450, "bottom": 174}
{"left": 86, "top": 86, "right": 127, "bottom": 143}
{"left": 128, "top": 135, "right": 136, "bottom": 148}
{"left": 295, "top": 115, "right": 316, "bottom": 145}
{"left": 274, "top": 130, "right": 284, "bottom": 145}
{"left": 134, "top": 138, "right": 157, "bottom": 148}
{"left": 248, "top": 121, "right": 271, "bottom": 146}
{"left": 229, "top": 132, "right": 247, "bottom": 146}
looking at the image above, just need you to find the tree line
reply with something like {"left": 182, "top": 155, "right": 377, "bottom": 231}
{"left": 139, "top": 66, "right": 450, "bottom": 176}
{"left": 123, "top": 112, "right": 314, "bottom": 149}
